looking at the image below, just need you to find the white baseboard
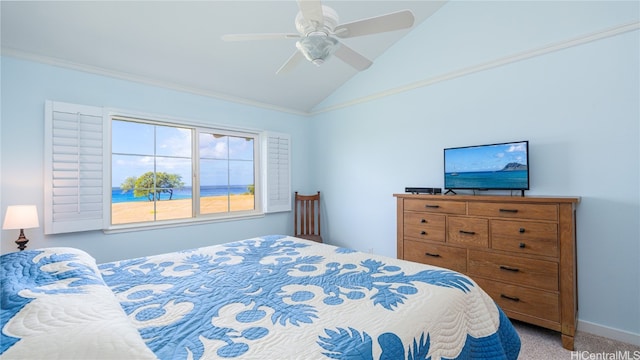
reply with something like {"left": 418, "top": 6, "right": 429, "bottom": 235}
{"left": 578, "top": 320, "right": 640, "bottom": 347}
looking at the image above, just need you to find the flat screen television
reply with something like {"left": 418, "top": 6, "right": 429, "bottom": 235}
{"left": 444, "top": 140, "right": 529, "bottom": 194}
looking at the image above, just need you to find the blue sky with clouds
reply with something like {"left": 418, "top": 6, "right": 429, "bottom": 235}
{"left": 112, "top": 120, "right": 254, "bottom": 188}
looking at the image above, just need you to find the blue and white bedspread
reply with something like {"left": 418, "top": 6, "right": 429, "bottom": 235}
{"left": 0, "top": 247, "right": 157, "bottom": 360}
{"left": 1, "top": 235, "right": 520, "bottom": 359}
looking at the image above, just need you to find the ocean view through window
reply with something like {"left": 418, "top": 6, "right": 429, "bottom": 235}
{"left": 111, "top": 117, "right": 259, "bottom": 226}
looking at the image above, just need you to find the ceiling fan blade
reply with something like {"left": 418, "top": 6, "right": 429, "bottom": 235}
{"left": 222, "top": 33, "right": 300, "bottom": 42}
{"left": 296, "top": 0, "right": 324, "bottom": 26}
{"left": 276, "top": 51, "right": 305, "bottom": 74}
{"left": 333, "top": 43, "right": 372, "bottom": 71}
{"left": 334, "top": 10, "right": 415, "bottom": 38}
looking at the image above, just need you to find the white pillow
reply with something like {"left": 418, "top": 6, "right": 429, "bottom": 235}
{"left": 1, "top": 247, "right": 157, "bottom": 360}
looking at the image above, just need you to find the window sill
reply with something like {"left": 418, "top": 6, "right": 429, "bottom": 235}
{"left": 103, "top": 212, "right": 265, "bottom": 234}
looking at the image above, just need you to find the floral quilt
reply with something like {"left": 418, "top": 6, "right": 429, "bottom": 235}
{"left": 98, "top": 235, "right": 520, "bottom": 360}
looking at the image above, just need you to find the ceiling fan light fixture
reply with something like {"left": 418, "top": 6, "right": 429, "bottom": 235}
{"left": 296, "top": 32, "right": 338, "bottom": 66}
{"left": 222, "top": 2, "right": 415, "bottom": 73}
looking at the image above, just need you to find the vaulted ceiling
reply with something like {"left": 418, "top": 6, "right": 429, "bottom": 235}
{"left": 1, "top": 1, "right": 446, "bottom": 114}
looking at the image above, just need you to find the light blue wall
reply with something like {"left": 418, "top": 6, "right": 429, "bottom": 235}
{"left": 0, "top": 57, "right": 313, "bottom": 263}
{"left": 312, "top": 1, "right": 639, "bottom": 343}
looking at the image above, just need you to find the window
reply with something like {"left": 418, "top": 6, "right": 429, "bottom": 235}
{"left": 198, "top": 131, "right": 255, "bottom": 215}
{"left": 111, "top": 117, "right": 260, "bottom": 227}
{"left": 44, "top": 100, "right": 290, "bottom": 234}
{"left": 111, "top": 119, "right": 194, "bottom": 224}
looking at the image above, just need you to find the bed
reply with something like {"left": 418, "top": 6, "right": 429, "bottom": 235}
{"left": 1, "top": 235, "right": 520, "bottom": 359}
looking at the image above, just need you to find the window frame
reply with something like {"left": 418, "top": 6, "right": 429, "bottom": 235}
{"left": 105, "top": 112, "right": 265, "bottom": 232}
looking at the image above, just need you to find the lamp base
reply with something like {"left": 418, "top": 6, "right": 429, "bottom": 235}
{"left": 15, "top": 229, "right": 29, "bottom": 251}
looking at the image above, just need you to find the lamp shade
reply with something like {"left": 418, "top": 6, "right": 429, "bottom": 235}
{"left": 3, "top": 205, "right": 39, "bottom": 230}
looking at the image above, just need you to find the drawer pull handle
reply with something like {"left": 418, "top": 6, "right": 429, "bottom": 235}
{"left": 425, "top": 204, "right": 440, "bottom": 209}
{"left": 459, "top": 230, "right": 476, "bottom": 235}
{"left": 499, "top": 208, "right": 518, "bottom": 213}
{"left": 500, "top": 294, "right": 520, "bottom": 302}
{"left": 519, "top": 242, "right": 526, "bottom": 249}
{"left": 425, "top": 252, "right": 441, "bottom": 258}
{"left": 519, "top": 228, "right": 526, "bottom": 233}
{"left": 420, "top": 231, "right": 427, "bottom": 235}
{"left": 499, "top": 265, "right": 520, "bottom": 272}
{"left": 421, "top": 219, "right": 427, "bottom": 223}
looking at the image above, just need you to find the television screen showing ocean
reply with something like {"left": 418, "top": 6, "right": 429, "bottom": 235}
{"left": 445, "top": 170, "right": 528, "bottom": 189}
{"left": 112, "top": 185, "right": 250, "bottom": 203}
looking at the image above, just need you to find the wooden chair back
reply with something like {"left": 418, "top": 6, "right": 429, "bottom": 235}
{"left": 294, "top": 191, "right": 322, "bottom": 243}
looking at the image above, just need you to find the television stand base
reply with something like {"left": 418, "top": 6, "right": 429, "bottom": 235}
{"left": 444, "top": 189, "right": 457, "bottom": 195}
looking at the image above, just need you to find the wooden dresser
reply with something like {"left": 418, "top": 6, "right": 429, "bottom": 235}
{"left": 394, "top": 194, "right": 579, "bottom": 350}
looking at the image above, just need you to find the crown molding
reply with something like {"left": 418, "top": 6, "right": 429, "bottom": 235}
{"left": 0, "top": 48, "right": 310, "bottom": 117}
{"left": 2, "top": 20, "right": 637, "bottom": 117}
{"left": 310, "top": 21, "right": 640, "bottom": 115}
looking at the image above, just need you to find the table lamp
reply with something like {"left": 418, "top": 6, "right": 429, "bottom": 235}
{"left": 3, "top": 205, "right": 39, "bottom": 251}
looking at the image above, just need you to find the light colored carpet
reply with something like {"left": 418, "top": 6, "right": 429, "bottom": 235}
{"left": 513, "top": 320, "right": 640, "bottom": 360}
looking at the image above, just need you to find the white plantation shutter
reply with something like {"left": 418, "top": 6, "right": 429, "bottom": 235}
{"left": 263, "top": 132, "right": 291, "bottom": 213}
{"left": 44, "top": 101, "right": 106, "bottom": 234}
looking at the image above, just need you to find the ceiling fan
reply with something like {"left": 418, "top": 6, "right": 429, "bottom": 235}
{"left": 221, "top": 0, "right": 415, "bottom": 74}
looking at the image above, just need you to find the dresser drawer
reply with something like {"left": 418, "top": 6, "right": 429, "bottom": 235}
{"left": 474, "top": 278, "right": 559, "bottom": 323}
{"left": 491, "top": 220, "right": 558, "bottom": 257}
{"left": 404, "top": 213, "right": 446, "bottom": 242}
{"left": 404, "top": 199, "right": 466, "bottom": 214}
{"left": 468, "top": 250, "right": 558, "bottom": 291}
{"left": 468, "top": 202, "right": 557, "bottom": 221}
{"left": 403, "top": 240, "right": 466, "bottom": 273}
{"left": 448, "top": 216, "right": 488, "bottom": 248}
